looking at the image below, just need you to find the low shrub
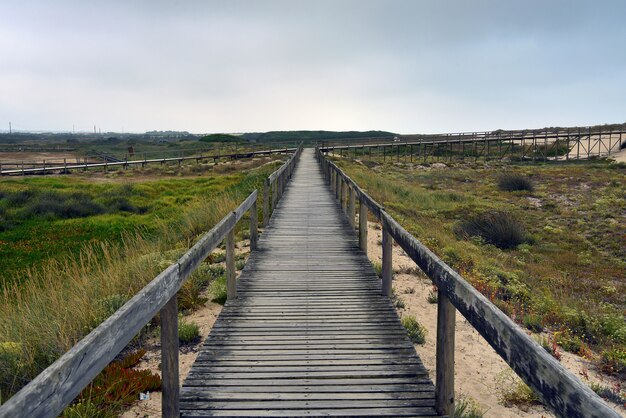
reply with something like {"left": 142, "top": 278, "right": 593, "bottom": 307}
{"left": 401, "top": 316, "right": 426, "bottom": 344}
{"left": 178, "top": 319, "right": 200, "bottom": 344}
{"left": 456, "top": 211, "right": 527, "bottom": 249}
{"left": 496, "top": 369, "right": 540, "bottom": 407}
{"left": 178, "top": 278, "right": 208, "bottom": 313}
{"left": 497, "top": 173, "right": 534, "bottom": 192}
{"left": 589, "top": 381, "right": 626, "bottom": 405}
{"left": 522, "top": 313, "right": 544, "bottom": 333}
{"left": 63, "top": 349, "right": 161, "bottom": 417}
{"left": 209, "top": 275, "right": 227, "bottom": 305}
{"left": 235, "top": 260, "right": 246, "bottom": 271}
{"left": 453, "top": 397, "right": 486, "bottom": 418}
{"left": 371, "top": 261, "right": 383, "bottom": 278}
{"left": 427, "top": 285, "right": 438, "bottom": 304}
{"left": 600, "top": 348, "right": 626, "bottom": 376}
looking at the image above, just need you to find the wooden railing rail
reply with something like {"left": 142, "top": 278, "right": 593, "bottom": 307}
{"left": 0, "top": 146, "right": 297, "bottom": 176}
{"left": 262, "top": 143, "right": 303, "bottom": 226}
{"left": 0, "top": 147, "right": 303, "bottom": 418}
{"left": 316, "top": 148, "right": 618, "bottom": 418}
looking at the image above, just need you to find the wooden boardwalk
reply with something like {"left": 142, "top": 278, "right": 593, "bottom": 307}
{"left": 180, "top": 149, "right": 440, "bottom": 417}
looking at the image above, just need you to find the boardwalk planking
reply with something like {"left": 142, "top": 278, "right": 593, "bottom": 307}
{"left": 180, "top": 149, "right": 440, "bottom": 417}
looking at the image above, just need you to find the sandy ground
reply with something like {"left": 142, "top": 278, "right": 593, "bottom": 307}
{"left": 364, "top": 221, "right": 625, "bottom": 417}
{"left": 608, "top": 147, "right": 626, "bottom": 163}
{"left": 0, "top": 151, "right": 80, "bottom": 164}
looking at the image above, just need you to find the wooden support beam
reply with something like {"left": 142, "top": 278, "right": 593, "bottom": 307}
{"left": 160, "top": 294, "right": 180, "bottom": 418}
{"left": 348, "top": 186, "right": 356, "bottom": 228}
{"left": 250, "top": 199, "right": 258, "bottom": 251}
{"left": 435, "top": 292, "right": 455, "bottom": 416}
{"left": 359, "top": 199, "right": 368, "bottom": 252}
{"left": 262, "top": 179, "right": 270, "bottom": 227}
{"left": 381, "top": 225, "right": 392, "bottom": 296}
{"left": 226, "top": 228, "right": 236, "bottom": 299}
{"left": 341, "top": 180, "right": 348, "bottom": 214}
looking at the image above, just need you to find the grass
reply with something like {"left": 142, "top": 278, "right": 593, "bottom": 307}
{"left": 401, "top": 316, "right": 427, "bottom": 344}
{"left": 335, "top": 156, "right": 626, "bottom": 375}
{"left": 453, "top": 397, "right": 486, "bottom": 418}
{"left": 178, "top": 318, "right": 200, "bottom": 344}
{"left": 496, "top": 369, "right": 540, "bottom": 407}
{"left": 0, "top": 157, "right": 282, "bottom": 403}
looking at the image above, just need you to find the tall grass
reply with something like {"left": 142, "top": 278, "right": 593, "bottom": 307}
{"left": 0, "top": 157, "right": 280, "bottom": 402}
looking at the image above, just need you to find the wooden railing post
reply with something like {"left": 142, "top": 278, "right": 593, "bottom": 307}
{"left": 272, "top": 178, "right": 278, "bottom": 211}
{"left": 381, "top": 224, "right": 392, "bottom": 296}
{"left": 250, "top": 199, "right": 258, "bottom": 251}
{"left": 161, "top": 294, "right": 180, "bottom": 418}
{"left": 226, "top": 227, "right": 236, "bottom": 299}
{"left": 436, "top": 292, "right": 456, "bottom": 416}
{"left": 341, "top": 180, "right": 348, "bottom": 214}
{"left": 335, "top": 171, "right": 341, "bottom": 200}
{"left": 348, "top": 186, "right": 356, "bottom": 227}
{"left": 359, "top": 198, "right": 368, "bottom": 252}
{"left": 262, "top": 179, "right": 270, "bottom": 227}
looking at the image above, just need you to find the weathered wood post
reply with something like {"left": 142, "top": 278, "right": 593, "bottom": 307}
{"left": 341, "top": 180, "right": 348, "bottom": 214}
{"left": 381, "top": 224, "right": 392, "bottom": 296}
{"left": 226, "top": 227, "right": 236, "bottom": 299}
{"left": 263, "top": 179, "right": 270, "bottom": 227}
{"left": 435, "top": 291, "right": 456, "bottom": 416}
{"left": 348, "top": 186, "right": 356, "bottom": 228}
{"left": 250, "top": 199, "right": 258, "bottom": 251}
{"left": 335, "top": 171, "right": 341, "bottom": 200}
{"left": 359, "top": 198, "right": 368, "bottom": 252}
{"left": 160, "top": 294, "right": 180, "bottom": 418}
{"left": 272, "top": 177, "right": 278, "bottom": 211}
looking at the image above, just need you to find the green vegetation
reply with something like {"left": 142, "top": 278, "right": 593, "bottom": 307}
{"left": 336, "top": 157, "right": 626, "bottom": 374}
{"left": 62, "top": 349, "right": 160, "bottom": 418}
{"left": 401, "top": 316, "right": 427, "bottom": 344}
{"left": 497, "top": 173, "right": 534, "bottom": 192}
{"left": 496, "top": 370, "right": 540, "bottom": 407}
{"left": 199, "top": 133, "right": 241, "bottom": 143}
{"left": 0, "top": 157, "right": 281, "bottom": 403}
{"left": 178, "top": 319, "right": 200, "bottom": 344}
{"left": 453, "top": 397, "right": 486, "bottom": 418}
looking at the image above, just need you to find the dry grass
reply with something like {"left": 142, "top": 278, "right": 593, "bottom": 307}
{"left": 0, "top": 194, "right": 241, "bottom": 400}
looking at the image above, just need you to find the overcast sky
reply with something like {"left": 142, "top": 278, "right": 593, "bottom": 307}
{"left": 1, "top": 1, "right": 625, "bottom": 134}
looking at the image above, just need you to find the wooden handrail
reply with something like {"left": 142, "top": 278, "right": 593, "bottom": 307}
{"left": 262, "top": 143, "right": 303, "bottom": 226}
{"left": 0, "top": 146, "right": 303, "bottom": 418}
{"left": 316, "top": 148, "right": 619, "bottom": 418}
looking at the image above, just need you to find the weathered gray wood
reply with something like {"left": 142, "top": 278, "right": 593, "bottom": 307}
{"left": 381, "top": 224, "right": 393, "bottom": 297}
{"left": 249, "top": 199, "right": 258, "bottom": 251}
{"left": 262, "top": 179, "right": 270, "bottom": 227}
{"left": 161, "top": 294, "right": 180, "bottom": 418}
{"left": 359, "top": 199, "right": 368, "bottom": 252}
{"left": 324, "top": 149, "right": 619, "bottom": 418}
{"left": 435, "top": 291, "right": 455, "bottom": 416}
{"left": 226, "top": 228, "right": 236, "bottom": 299}
{"left": 341, "top": 179, "right": 348, "bottom": 214}
{"left": 180, "top": 149, "right": 439, "bottom": 417}
{"left": 348, "top": 185, "right": 356, "bottom": 226}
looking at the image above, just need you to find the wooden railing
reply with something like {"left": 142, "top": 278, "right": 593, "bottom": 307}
{"left": 0, "top": 145, "right": 303, "bottom": 418}
{"left": 0, "top": 146, "right": 297, "bottom": 176}
{"left": 319, "top": 126, "right": 626, "bottom": 163}
{"left": 316, "top": 148, "right": 618, "bottom": 418}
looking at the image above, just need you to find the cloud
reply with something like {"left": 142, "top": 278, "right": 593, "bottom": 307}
{"left": 1, "top": 0, "right": 625, "bottom": 133}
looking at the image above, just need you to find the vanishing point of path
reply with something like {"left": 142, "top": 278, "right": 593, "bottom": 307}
{"left": 180, "top": 149, "right": 441, "bottom": 417}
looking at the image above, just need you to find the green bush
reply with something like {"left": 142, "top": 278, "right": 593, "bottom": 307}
{"left": 600, "top": 348, "right": 626, "bottom": 376}
{"left": 497, "top": 173, "right": 534, "bottom": 192}
{"left": 209, "top": 275, "right": 227, "bottom": 305}
{"left": 178, "top": 319, "right": 200, "bottom": 344}
{"left": 522, "top": 313, "right": 544, "bottom": 333}
{"left": 456, "top": 211, "right": 527, "bottom": 249}
{"left": 401, "top": 316, "right": 426, "bottom": 344}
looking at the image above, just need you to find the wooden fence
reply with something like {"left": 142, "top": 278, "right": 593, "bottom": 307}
{"left": 0, "top": 145, "right": 302, "bottom": 418}
{"left": 0, "top": 147, "right": 297, "bottom": 176}
{"left": 316, "top": 148, "right": 619, "bottom": 418}
{"left": 319, "top": 126, "right": 626, "bottom": 163}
